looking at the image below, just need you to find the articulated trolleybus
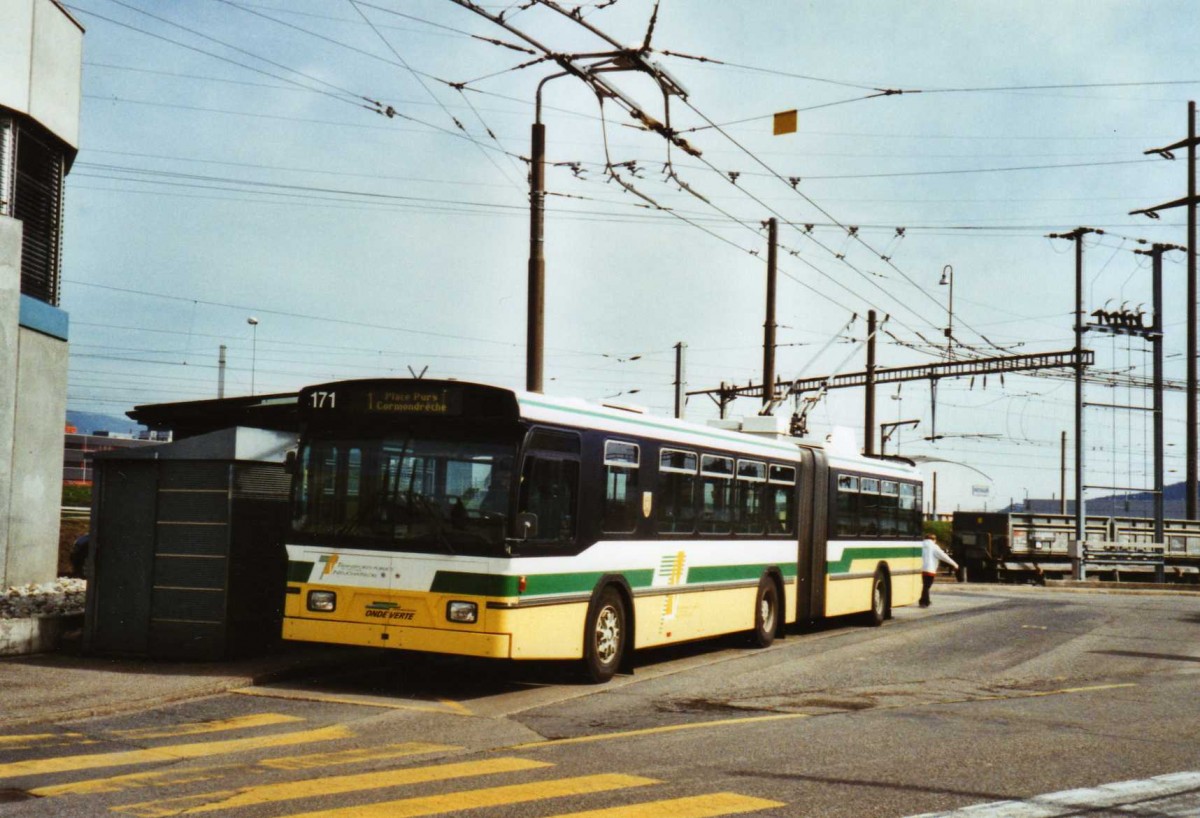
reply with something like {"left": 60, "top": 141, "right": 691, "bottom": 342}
{"left": 283, "top": 379, "right": 926, "bottom": 682}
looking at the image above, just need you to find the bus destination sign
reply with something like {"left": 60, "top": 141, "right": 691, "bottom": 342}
{"left": 365, "top": 388, "right": 461, "bottom": 415}
{"left": 306, "top": 385, "right": 463, "bottom": 416}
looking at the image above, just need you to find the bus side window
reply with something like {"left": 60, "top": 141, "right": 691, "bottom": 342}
{"left": 860, "top": 477, "right": 880, "bottom": 536}
{"left": 768, "top": 464, "right": 796, "bottom": 535}
{"left": 699, "top": 454, "right": 734, "bottom": 535}
{"left": 602, "top": 440, "right": 640, "bottom": 535}
{"left": 835, "top": 474, "right": 859, "bottom": 537}
{"left": 518, "top": 456, "right": 579, "bottom": 544}
{"left": 735, "top": 460, "right": 766, "bottom": 535}
{"left": 657, "top": 448, "right": 698, "bottom": 534}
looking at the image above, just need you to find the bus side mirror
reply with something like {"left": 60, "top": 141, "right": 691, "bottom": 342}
{"left": 284, "top": 450, "right": 297, "bottom": 475}
{"left": 516, "top": 512, "right": 538, "bottom": 540}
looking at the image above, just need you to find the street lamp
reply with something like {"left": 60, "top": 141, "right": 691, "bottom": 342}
{"left": 939, "top": 264, "right": 954, "bottom": 359}
{"left": 246, "top": 316, "right": 259, "bottom": 394}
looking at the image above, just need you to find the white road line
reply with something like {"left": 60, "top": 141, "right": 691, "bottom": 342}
{"left": 907, "top": 771, "right": 1200, "bottom": 817}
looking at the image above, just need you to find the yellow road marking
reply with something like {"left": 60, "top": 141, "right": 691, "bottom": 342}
{"left": 0, "top": 725, "right": 353, "bottom": 778}
{"left": 1055, "top": 683, "right": 1137, "bottom": 694}
{"left": 0, "top": 732, "right": 92, "bottom": 750}
{"left": 113, "top": 757, "right": 552, "bottom": 817}
{"left": 231, "top": 688, "right": 473, "bottom": 716}
{"left": 261, "top": 742, "right": 459, "bottom": 771}
{"left": 277, "top": 773, "right": 658, "bottom": 818}
{"left": 512, "top": 713, "right": 810, "bottom": 749}
{"left": 541, "top": 792, "right": 787, "bottom": 818}
{"left": 31, "top": 766, "right": 235, "bottom": 798}
{"left": 30, "top": 743, "right": 460, "bottom": 798}
{"left": 110, "top": 714, "right": 305, "bottom": 741}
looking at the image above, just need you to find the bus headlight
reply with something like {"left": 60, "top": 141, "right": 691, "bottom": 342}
{"left": 446, "top": 601, "right": 478, "bottom": 623}
{"left": 307, "top": 590, "right": 337, "bottom": 612}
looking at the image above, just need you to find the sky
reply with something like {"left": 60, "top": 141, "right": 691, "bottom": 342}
{"left": 58, "top": 0, "right": 1200, "bottom": 513}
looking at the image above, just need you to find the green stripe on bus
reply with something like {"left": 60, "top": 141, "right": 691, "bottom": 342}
{"left": 688, "top": 563, "right": 797, "bottom": 584}
{"left": 430, "top": 572, "right": 519, "bottom": 597}
{"left": 431, "top": 564, "right": 796, "bottom": 598}
{"left": 826, "top": 545, "right": 921, "bottom": 575}
{"left": 287, "top": 561, "right": 315, "bottom": 583}
{"left": 432, "top": 569, "right": 658, "bottom": 597}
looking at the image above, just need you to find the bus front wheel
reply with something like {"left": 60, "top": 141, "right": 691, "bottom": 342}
{"left": 583, "top": 587, "right": 626, "bottom": 683}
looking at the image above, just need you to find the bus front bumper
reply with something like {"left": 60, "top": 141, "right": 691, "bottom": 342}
{"left": 282, "top": 616, "right": 513, "bottom": 659}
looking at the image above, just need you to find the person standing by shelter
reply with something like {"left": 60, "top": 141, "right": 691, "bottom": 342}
{"left": 920, "top": 533, "right": 959, "bottom": 607}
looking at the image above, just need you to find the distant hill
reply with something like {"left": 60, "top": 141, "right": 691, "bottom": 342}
{"left": 1005, "top": 481, "right": 1193, "bottom": 519}
{"left": 66, "top": 410, "right": 144, "bottom": 436}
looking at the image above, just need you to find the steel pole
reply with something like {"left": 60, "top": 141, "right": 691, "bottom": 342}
{"left": 674, "top": 342, "right": 687, "bottom": 419}
{"left": 527, "top": 119, "right": 545, "bottom": 393}
{"left": 1060, "top": 429, "right": 1067, "bottom": 515}
{"left": 1188, "top": 101, "right": 1197, "bottom": 518}
{"left": 1152, "top": 245, "right": 1166, "bottom": 577}
{"left": 864, "top": 310, "right": 877, "bottom": 455}
{"left": 762, "top": 218, "right": 778, "bottom": 409}
{"left": 1074, "top": 231, "right": 1087, "bottom": 579}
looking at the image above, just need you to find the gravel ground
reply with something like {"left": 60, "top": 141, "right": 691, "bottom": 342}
{"left": 0, "top": 578, "right": 86, "bottom": 618}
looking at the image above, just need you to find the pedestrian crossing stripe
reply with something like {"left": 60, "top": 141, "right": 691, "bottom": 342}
{"left": 29, "top": 743, "right": 461, "bottom": 798}
{"left": 260, "top": 742, "right": 459, "bottom": 771}
{"left": 277, "top": 773, "right": 660, "bottom": 818}
{"left": 0, "top": 731, "right": 94, "bottom": 750}
{"left": 110, "top": 713, "right": 305, "bottom": 741}
{"left": 31, "top": 765, "right": 237, "bottom": 798}
{"left": 112, "top": 757, "right": 553, "bottom": 817}
{"left": 232, "top": 687, "right": 474, "bottom": 716}
{"left": 541, "top": 792, "right": 787, "bottom": 818}
{"left": 0, "top": 724, "right": 353, "bottom": 778}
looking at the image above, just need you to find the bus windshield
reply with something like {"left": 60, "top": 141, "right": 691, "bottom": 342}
{"left": 291, "top": 432, "right": 518, "bottom": 555}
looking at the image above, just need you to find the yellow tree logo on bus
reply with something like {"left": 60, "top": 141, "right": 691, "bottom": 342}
{"left": 655, "top": 551, "right": 688, "bottom": 630}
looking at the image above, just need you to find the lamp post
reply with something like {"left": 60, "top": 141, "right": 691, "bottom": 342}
{"left": 526, "top": 71, "right": 572, "bottom": 394}
{"left": 939, "top": 264, "right": 954, "bottom": 359}
{"left": 247, "top": 316, "right": 259, "bottom": 395}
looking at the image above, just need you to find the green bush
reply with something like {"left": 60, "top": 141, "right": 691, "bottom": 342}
{"left": 923, "top": 519, "right": 950, "bottom": 546}
{"left": 62, "top": 484, "right": 92, "bottom": 507}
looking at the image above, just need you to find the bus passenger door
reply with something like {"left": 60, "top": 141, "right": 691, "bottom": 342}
{"left": 795, "top": 448, "right": 828, "bottom": 624}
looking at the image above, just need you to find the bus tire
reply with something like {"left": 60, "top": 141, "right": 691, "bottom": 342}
{"left": 583, "top": 586, "right": 626, "bottom": 684}
{"left": 751, "top": 575, "right": 779, "bottom": 648}
{"left": 863, "top": 568, "right": 888, "bottom": 627}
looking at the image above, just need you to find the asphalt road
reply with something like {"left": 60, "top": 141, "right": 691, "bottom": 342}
{"left": 2, "top": 584, "right": 1198, "bottom": 817}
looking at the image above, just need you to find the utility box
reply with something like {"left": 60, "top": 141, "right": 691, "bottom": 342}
{"left": 83, "top": 427, "right": 295, "bottom": 660}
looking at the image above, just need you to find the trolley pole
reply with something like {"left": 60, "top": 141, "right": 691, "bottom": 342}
{"left": 864, "top": 310, "right": 877, "bottom": 456}
{"left": 762, "top": 218, "right": 778, "bottom": 410}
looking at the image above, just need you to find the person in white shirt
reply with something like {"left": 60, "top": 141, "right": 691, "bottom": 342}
{"left": 920, "top": 534, "right": 959, "bottom": 607}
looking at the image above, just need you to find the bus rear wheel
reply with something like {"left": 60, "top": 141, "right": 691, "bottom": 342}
{"left": 751, "top": 576, "right": 779, "bottom": 648}
{"left": 583, "top": 587, "right": 626, "bottom": 684}
{"left": 862, "top": 568, "right": 888, "bottom": 627}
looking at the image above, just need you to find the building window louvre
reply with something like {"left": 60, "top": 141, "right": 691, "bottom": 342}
{"left": 9, "top": 118, "right": 65, "bottom": 306}
{"left": 0, "top": 117, "right": 13, "bottom": 216}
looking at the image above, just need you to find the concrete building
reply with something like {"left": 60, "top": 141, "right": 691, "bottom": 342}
{"left": 1, "top": 0, "right": 83, "bottom": 586}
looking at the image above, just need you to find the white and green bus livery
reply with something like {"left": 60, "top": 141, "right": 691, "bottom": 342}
{"left": 283, "top": 379, "right": 925, "bottom": 682}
